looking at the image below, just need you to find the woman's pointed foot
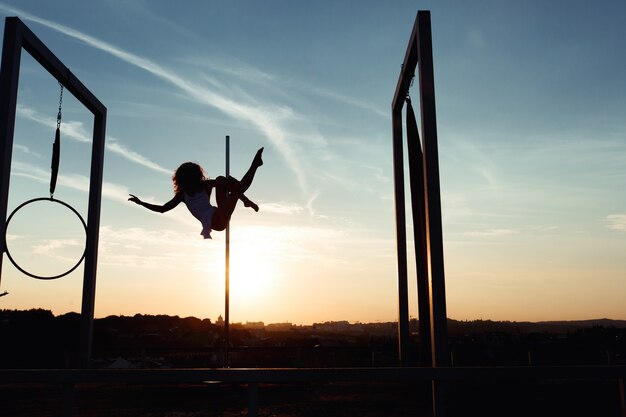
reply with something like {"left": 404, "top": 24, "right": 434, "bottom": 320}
{"left": 253, "top": 147, "right": 264, "bottom": 168}
{"left": 244, "top": 200, "right": 259, "bottom": 212}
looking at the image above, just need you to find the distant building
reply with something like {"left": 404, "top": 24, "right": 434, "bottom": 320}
{"left": 266, "top": 322, "right": 293, "bottom": 332}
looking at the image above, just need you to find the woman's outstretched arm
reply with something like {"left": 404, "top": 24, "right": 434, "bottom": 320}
{"left": 128, "top": 193, "right": 183, "bottom": 213}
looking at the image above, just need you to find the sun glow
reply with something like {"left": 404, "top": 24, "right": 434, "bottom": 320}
{"left": 228, "top": 245, "right": 276, "bottom": 304}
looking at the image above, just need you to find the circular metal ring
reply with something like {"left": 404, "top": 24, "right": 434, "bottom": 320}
{"left": 4, "top": 197, "right": 87, "bottom": 280}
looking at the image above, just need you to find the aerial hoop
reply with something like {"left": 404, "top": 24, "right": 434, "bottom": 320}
{"left": 1, "top": 83, "right": 87, "bottom": 280}
{"left": 4, "top": 197, "right": 87, "bottom": 280}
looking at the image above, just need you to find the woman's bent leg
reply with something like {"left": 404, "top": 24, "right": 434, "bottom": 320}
{"left": 215, "top": 176, "right": 258, "bottom": 212}
{"left": 212, "top": 148, "right": 263, "bottom": 230}
{"left": 235, "top": 148, "right": 263, "bottom": 194}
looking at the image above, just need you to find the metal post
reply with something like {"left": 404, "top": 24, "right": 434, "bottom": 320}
{"left": 0, "top": 17, "right": 22, "bottom": 289}
{"left": 224, "top": 135, "right": 230, "bottom": 367}
{"left": 391, "top": 11, "right": 420, "bottom": 367}
{"left": 79, "top": 107, "right": 106, "bottom": 367}
{"left": 415, "top": 11, "right": 449, "bottom": 417}
{"left": 391, "top": 109, "right": 410, "bottom": 366}
{"left": 416, "top": 10, "right": 449, "bottom": 370}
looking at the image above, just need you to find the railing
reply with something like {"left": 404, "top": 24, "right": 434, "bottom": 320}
{"left": 1, "top": 365, "right": 624, "bottom": 417}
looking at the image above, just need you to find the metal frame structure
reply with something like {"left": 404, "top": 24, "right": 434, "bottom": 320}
{"left": 0, "top": 16, "right": 107, "bottom": 367}
{"left": 392, "top": 10, "right": 449, "bottom": 368}
{"left": 392, "top": 10, "right": 449, "bottom": 414}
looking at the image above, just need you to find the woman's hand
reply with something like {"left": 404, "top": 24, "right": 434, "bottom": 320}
{"left": 128, "top": 194, "right": 141, "bottom": 204}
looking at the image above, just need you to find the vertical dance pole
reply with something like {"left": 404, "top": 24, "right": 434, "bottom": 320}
{"left": 224, "top": 135, "right": 230, "bottom": 367}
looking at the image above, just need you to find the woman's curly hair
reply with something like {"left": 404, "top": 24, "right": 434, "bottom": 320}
{"left": 173, "top": 162, "right": 207, "bottom": 194}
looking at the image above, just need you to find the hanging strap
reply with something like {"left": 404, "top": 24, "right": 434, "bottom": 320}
{"left": 50, "top": 83, "right": 63, "bottom": 198}
{"left": 405, "top": 97, "right": 422, "bottom": 158}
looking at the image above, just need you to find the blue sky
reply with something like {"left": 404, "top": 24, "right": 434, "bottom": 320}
{"left": 0, "top": 1, "right": 625, "bottom": 324}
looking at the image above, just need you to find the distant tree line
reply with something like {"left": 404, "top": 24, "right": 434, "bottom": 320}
{"left": 1, "top": 309, "right": 625, "bottom": 368}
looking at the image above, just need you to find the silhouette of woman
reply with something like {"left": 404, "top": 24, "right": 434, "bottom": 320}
{"left": 129, "top": 147, "right": 263, "bottom": 239}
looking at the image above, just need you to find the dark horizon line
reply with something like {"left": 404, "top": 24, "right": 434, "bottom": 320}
{"left": 4, "top": 308, "right": 626, "bottom": 328}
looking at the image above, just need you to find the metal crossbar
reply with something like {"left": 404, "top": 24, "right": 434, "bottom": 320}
{"left": 0, "top": 366, "right": 624, "bottom": 417}
{"left": 0, "top": 365, "right": 624, "bottom": 383}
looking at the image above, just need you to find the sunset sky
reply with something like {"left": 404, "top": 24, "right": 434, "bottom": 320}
{"left": 0, "top": 1, "right": 625, "bottom": 325}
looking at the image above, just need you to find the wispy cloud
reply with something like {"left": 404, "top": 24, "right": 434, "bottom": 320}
{"left": 306, "top": 192, "right": 320, "bottom": 217}
{"left": 188, "top": 56, "right": 387, "bottom": 120}
{"left": 12, "top": 160, "right": 127, "bottom": 204}
{"left": 191, "top": 57, "right": 277, "bottom": 85}
{"left": 463, "top": 228, "right": 519, "bottom": 238}
{"left": 98, "top": 225, "right": 210, "bottom": 268}
{"left": 13, "top": 143, "right": 40, "bottom": 157}
{"left": 0, "top": 4, "right": 309, "bottom": 193}
{"left": 16, "top": 105, "right": 170, "bottom": 174}
{"left": 106, "top": 138, "right": 171, "bottom": 174}
{"left": 261, "top": 202, "right": 305, "bottom": 215}
{"left": 303, "top": 85, "right": 388, "bottom": 120}
{"left": 17, "top": 105, "right": 90, "bottom": 143}
{"left": 32, "top": 238, "right": 83, "bottom": 257}
{"left": 606, "top": 214, "right": 626, "bottom": 232}
{"left": 96, "top": 221, "right": 372, "bottom": 271}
